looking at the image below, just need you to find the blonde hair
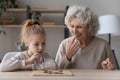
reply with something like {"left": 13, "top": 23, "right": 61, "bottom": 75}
{"left": 21, "top": 19, "right": 45, "bottom": 45}
{"left": 65, "top": 5, "right": 99, "bottom": 36}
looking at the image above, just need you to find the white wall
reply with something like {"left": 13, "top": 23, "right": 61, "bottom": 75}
{"left": 18, "top": 0, "right": 120, "bottom": 15}
{"left": 1, "top": 0, "right": 120, "bottom": 64}
{"left": 0, "top": 28, "right": 17, "bottom": 61}
{"left": 18, "top": 0, "right": 120, "bottom": 64}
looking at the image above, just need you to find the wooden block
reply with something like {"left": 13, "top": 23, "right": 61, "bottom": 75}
{"left": 32, "top": 70, "right": 73, "bottom": 76}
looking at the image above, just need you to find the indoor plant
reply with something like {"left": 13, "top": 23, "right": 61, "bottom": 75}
{"left": 0, "top": 0, "right": 18, "bottom": 35}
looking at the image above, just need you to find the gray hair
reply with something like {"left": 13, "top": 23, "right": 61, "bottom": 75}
{"left": 65, "top": 5, "right": 99, "bottom": 36}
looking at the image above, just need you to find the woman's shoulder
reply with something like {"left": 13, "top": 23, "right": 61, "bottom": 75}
{"left": 94, "top": 37, "right": 108, "bottom": 45}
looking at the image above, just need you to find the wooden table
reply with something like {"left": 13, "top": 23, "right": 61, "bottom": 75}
{"left": 0, "top": 69, "right": 120, "bottom": 80}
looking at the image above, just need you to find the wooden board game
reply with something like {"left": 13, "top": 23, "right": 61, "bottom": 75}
{"left": 32, "top": 70, "right": 73, "bottom": 76}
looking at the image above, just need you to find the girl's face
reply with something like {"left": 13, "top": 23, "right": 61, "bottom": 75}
{"left": 69, "top": 18, "right": 89, "bottom": 40}
{"left": 27, "top": 34, "right": 46, "bottom": 54}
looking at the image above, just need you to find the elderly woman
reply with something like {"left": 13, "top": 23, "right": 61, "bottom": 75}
{"left": 55, "top": 5, "right": 117, "bottom": 70}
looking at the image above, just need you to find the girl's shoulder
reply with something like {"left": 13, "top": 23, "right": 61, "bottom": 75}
{"left": 12, "top": 51, "right": 29, "bottom": 59}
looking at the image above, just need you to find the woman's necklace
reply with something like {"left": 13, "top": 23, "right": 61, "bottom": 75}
{"left": 80, "top": 36, "right": 95, "bottom": 54}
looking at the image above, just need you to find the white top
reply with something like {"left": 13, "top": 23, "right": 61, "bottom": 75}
{"left": 0, "top": 51, "right": 57, "bottom": 72}
{"left": 55, "top": 37, "right": 117, "bottom": 69}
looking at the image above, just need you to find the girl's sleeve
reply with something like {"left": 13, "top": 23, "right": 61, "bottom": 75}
{"left": 55, "top": 41, "right": 71, "bottom": 69}
{"left": 33, "top": 53, "right": 57, "bottom": 70}
{"left": 0, "top": 53, "right": 26, "bottom": 72}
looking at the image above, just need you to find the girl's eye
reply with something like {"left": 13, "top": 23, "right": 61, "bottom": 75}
{"left": 42, "top": 42, "right": 45, "bottom": 46}
{"left": 71, "top": 25, "right": 74, "bottom": 28}
{"left": 34, "top": 44, "right": 39, "bottom": 46}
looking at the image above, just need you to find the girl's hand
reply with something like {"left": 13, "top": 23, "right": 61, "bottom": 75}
{"left": 101, "top": 58, "right": 115, "bottom": 70}
{"left": 25, "top": 53, "right": 40, "bottom": 65}
{"left": 66, "top": 37, "right": 80, "bottom": 61}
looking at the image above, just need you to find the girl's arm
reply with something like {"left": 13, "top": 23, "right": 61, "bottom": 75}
{"left": 0, "top": 52, "right": 32, "bottom": 72}
{"left": 0, "top": 57, "right": 26, "bottom": 72}
{"left": 33, "top": 53, "right": 57, "bottom": 70}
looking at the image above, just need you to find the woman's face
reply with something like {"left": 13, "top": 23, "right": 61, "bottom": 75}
{"left": 69, "top": 18, "right": 89, "bottom": 40}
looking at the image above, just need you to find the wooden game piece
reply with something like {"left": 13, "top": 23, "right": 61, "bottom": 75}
{"left": 32, "top": 70, "right": 73, "bottom": 76}
{"left": 59, "top": 69, "right": 62, "bottom": 72}
{"left": 43, "top": 70, "right": 48, "bottom": 73}
{"left": 48, "top": 70, "right": 52, "bottom": 74}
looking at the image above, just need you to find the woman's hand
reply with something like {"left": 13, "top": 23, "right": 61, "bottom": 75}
{"left": 66, "top": 37, "right": 80, "bottom": 61}
{"left": 25, "top": 53, "right": 40, "bottom": 65}
{"left": 101, "top": 58, "right": 115, "bottom": 70}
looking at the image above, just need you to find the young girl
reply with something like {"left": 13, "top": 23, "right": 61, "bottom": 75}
{"left": 0, "top": 20, "right": 57, "bottom": 72}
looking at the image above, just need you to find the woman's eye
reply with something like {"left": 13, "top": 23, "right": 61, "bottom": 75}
{"left": 77, "top": 26, "right": 82, "bottom": 28}
{"left": 70, "top": 25, "right": 82, "bottom": 28}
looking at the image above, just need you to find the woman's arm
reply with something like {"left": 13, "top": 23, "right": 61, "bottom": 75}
{"left": 55, "top": 41, "right": 72, "bottom": 69}
{"left": 101, "top": 42, "right": 117, "bottom": 70}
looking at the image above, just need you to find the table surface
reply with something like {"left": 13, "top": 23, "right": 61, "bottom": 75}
{"left": 1, "top": 69, "right": 120, "bottom": 80}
